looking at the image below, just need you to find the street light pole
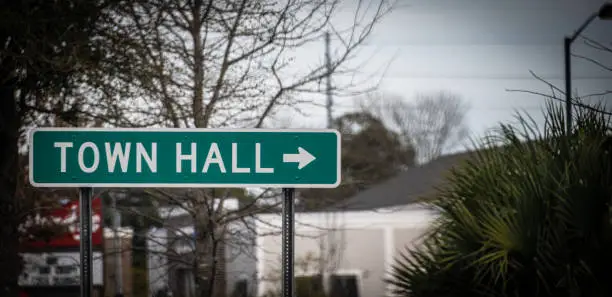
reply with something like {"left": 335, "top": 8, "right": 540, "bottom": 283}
{"left": 564, "top": 36, "right": 572, "bottom": 134}
{"left": 564, "top": 2, "right": 612, "bottom": 134}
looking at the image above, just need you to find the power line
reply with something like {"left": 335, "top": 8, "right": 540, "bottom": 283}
{"left": 327, "top": 102, "right": 557, "bottom": 112}
{"left": 325, "top": 35, "right": 592, "bottom": 46}
{"left": 333, "top": 73, "right": 612, "bottom": 80}
{"left": 325, "top": 31, "right": 333, "bottom": 129}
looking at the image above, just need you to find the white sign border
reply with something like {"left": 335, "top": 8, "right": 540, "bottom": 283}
{"left": 28, "top": 127, "right": 342, "bottom": 189}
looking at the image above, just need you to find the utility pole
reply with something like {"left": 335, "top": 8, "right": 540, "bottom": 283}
{"left": 111, "top": 194, "right": 123, "bottom": 297}
{"left": 322, "top": 30, "right": 334, "bottom": 296}
{"left": 325, "top": 31, "right": 333, "bottom": 129}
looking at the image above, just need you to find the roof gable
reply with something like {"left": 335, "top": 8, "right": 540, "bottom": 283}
{"left": 327, "top": 151, "right": 475, "bottom": 211}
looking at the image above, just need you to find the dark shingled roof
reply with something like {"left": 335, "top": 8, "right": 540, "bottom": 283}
{"left": 326, "top": 150, "right": 476, "bottom": 211}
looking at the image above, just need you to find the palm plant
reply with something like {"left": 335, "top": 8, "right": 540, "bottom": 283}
{"left": 387, "top": 102, "right": 612, "bottom": 297}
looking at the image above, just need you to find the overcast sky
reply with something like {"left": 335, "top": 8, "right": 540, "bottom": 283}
{"left": 279, "top": 0, "right": 612, "bottom": 153}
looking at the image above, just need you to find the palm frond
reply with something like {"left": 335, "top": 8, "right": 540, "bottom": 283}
{"left": 387, "top": 100, "right": 612, "bottom": 297}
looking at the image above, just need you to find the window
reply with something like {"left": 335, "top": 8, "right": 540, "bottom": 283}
{"left": 46, "top": 257, "right": 58, "bottom": 265}
{"left": 231, "top": 279, "right": 249, "bottom": 297}
{"left": 56, "top": 265, "right": 77, "bottom": 274}
{"left": 330, "top": 274, "right": 360, "bottom": 297}
{"left": 296, "top": 274, "right": 324, "bottom": 297}
{"left": 38, "top": 266, "right": 50, "bottom": 274}
{"left": 175, "top": 268, "right": 195, "bottom": 297}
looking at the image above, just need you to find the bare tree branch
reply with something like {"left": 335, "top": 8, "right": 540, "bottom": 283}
{"left": 360, "top": 90, "right": 471, "bottom": 163}
{"left": 40, "top": 1, "right": 397, "bottom": 296}
{"left": 505, "top": 70, "right": 612, "bottom": 117}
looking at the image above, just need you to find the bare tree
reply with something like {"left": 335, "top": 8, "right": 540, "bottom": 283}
{"left": 124, "top": 2, "right": 391, "bottom": 296}
{"left": 83, "top": 0, "right": 396, "bottom": 130}
{"left": 361, "top": 91, "right": 470, "bottom": 163}
{"left": 0, "top": 2, "right": 130, "bottom": 295}
{"left": 2, "top": 0, "right": 396, "bottom": 295}
{"left": 32, "top": 0, "right": 396, "bottom": 295}
{"left": 566, "top": 36, "right": 611, "bottom": 113}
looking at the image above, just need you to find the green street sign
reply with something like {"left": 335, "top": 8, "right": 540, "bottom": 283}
{"left": 28, "top": 128, "right": 341, "bottom": 188}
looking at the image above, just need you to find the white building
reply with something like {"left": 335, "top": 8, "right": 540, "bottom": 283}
{"left": 147, "top": 198, "right": 258, "bottom": 297}
{"left": 253, "top": 152, "right": 470, "bottom": 297}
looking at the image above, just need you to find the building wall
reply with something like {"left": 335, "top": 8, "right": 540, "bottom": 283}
{"left": 147, "top": 228, "right": 169, "bottom": 297}
{"left": 146, "top": 218, "right": 259, "bottom": 297}
{"left": 19, "top": 251, "right": 104, "bottom": 287}
{"left": 255, "top": 204, "right": 436, "bottom": 297}
{"left": 393, "top": 228, "right": 428, "bottom": 256}
{"left": 225, "top": 216, "right": 258, "bottom": 297}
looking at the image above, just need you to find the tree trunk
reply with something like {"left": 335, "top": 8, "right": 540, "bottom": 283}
{"left": 0, "top": 69, "right": 21, "bottom": 297}
{"left": 193, "top": 203, "right": 227, "bottom": 297}
{"left": 193, "top": 200, "right": 210, "bottom": 297}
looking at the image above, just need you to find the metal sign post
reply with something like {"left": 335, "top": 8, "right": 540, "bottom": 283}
{"left": 79, "top": 187, "right": 93, "bottom": 297}
{"left": 282, "top": 188, "right": 295, "bottom": 297}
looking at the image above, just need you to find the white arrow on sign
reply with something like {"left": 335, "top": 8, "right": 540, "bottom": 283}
{"left": 283, "top": 147, "right": 316, "bottom": 169}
